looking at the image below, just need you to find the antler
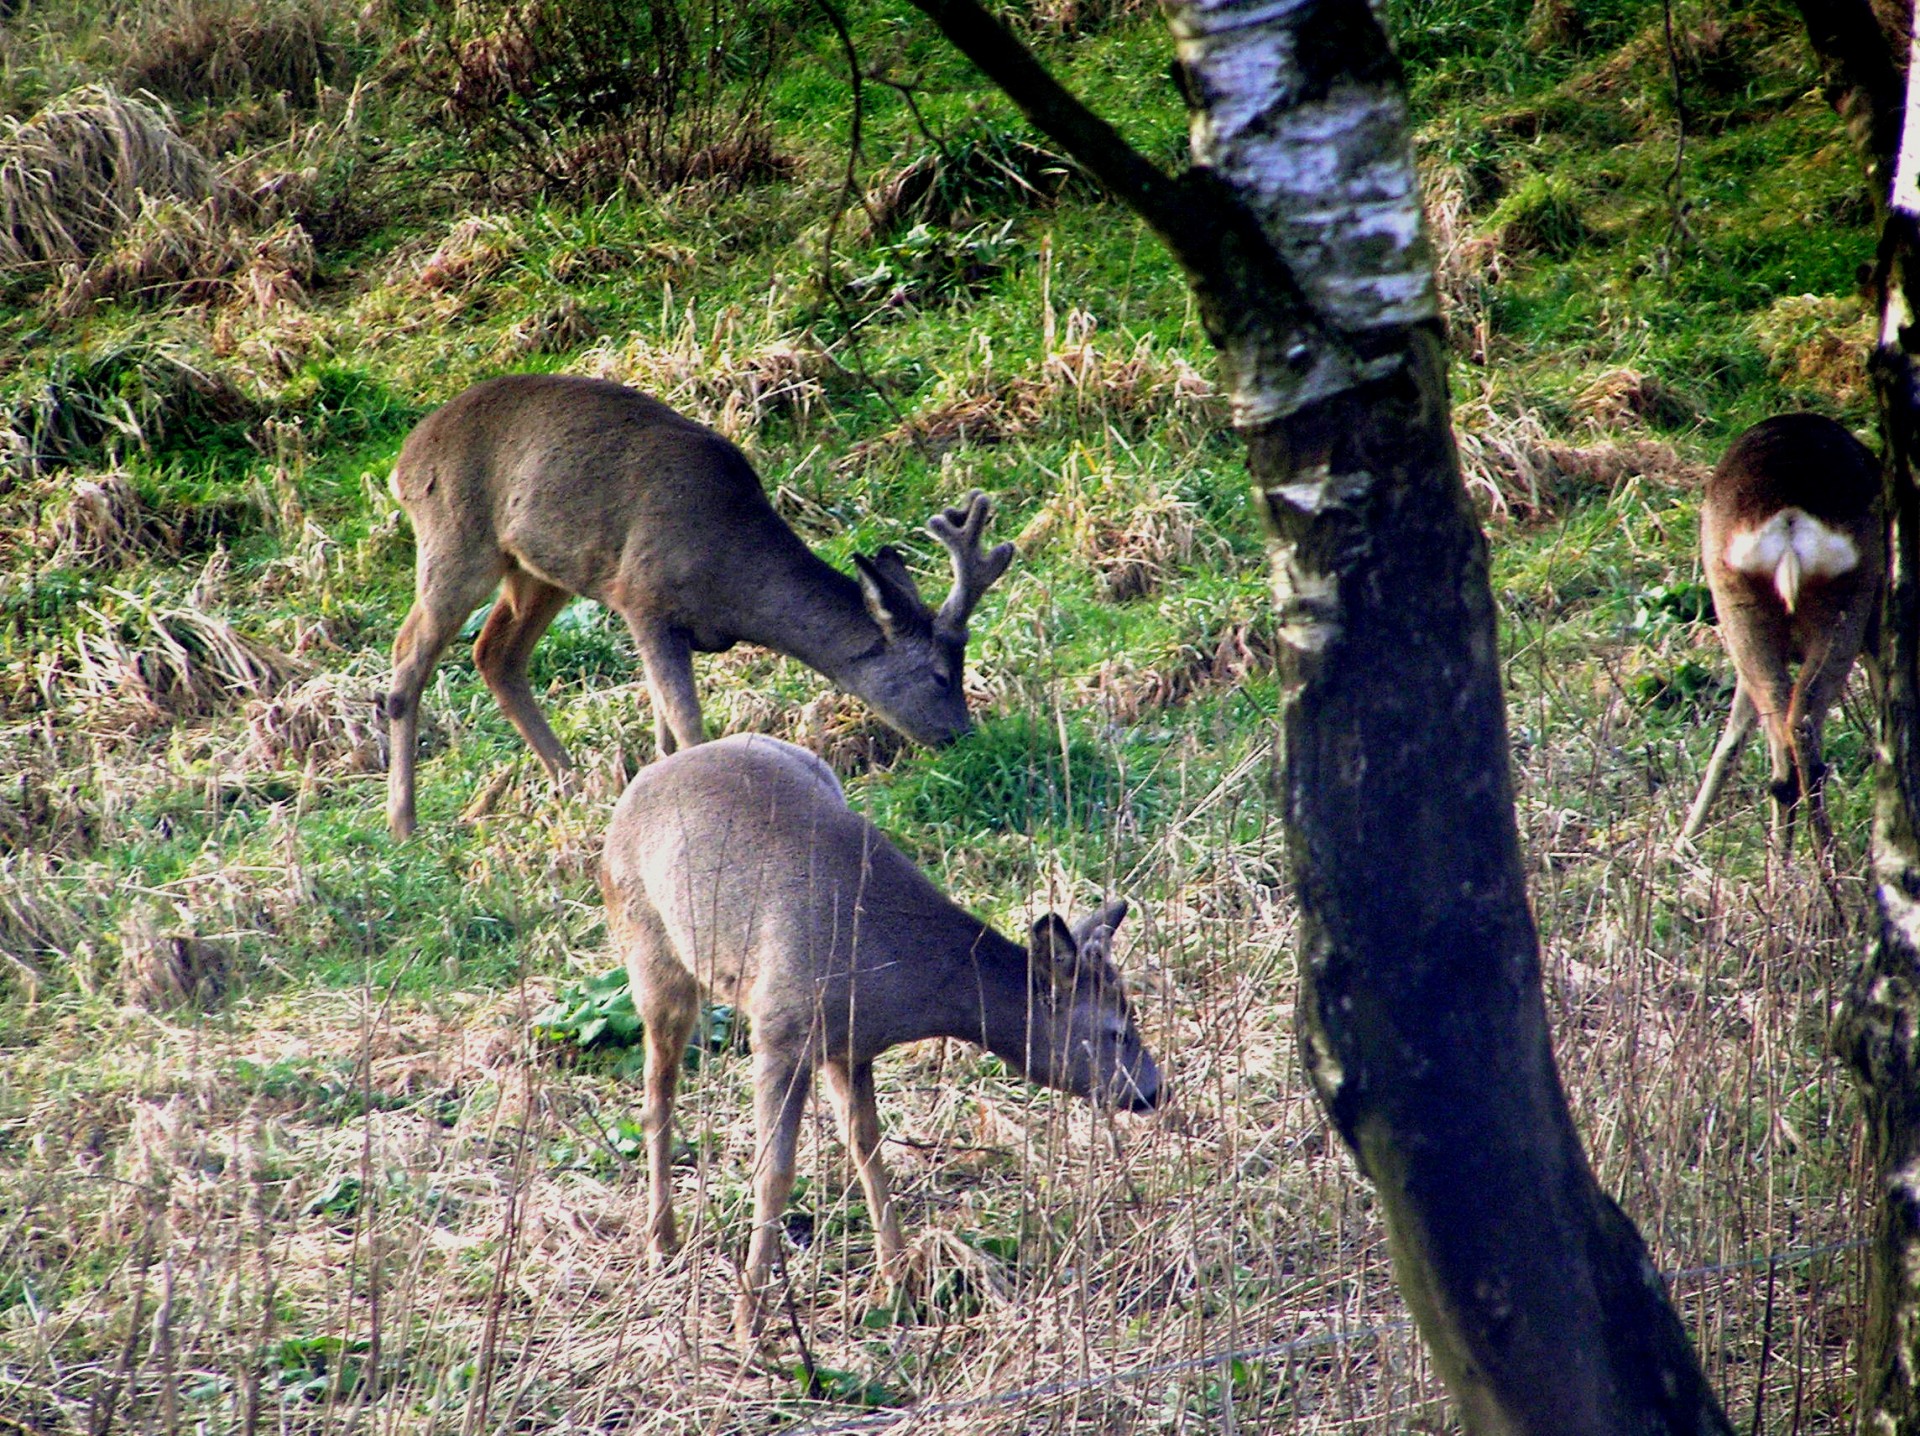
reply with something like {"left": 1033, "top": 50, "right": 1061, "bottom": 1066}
{"left": 927, "top": 491, "right": 1014, "bottom": 634}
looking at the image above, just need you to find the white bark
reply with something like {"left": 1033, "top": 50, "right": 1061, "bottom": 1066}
{"left": 1164, "top": 0, "right": 1437, "bottom": 426}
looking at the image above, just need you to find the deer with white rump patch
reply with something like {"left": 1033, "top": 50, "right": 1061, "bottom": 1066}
{"left": 598, "top": 733, "right": 1162, "bottom": 1343}
{"left": 384, "top": 374, "right": 1013, "bottom": 838}
{"left": 1680, "top": 413, "right": 1883, "bottom": 851}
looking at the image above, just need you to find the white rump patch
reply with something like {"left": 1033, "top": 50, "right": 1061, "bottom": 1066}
{"left": 1724, "top": 507, "right": 1859, "bottom": 613}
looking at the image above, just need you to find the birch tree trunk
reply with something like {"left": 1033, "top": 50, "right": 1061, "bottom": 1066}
{"left": 1792, "top": 2, "right": 1920, "bottom": 1428}
{"left": 906, "top": 0, "right": 1731, "bottom": 1429}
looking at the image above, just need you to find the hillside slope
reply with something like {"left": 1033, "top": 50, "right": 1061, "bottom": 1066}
{"left": 0, "top": 0, "right": 1880, "bottom": 1430}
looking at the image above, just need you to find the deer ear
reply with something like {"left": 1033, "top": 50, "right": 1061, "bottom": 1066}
{"left": 854, "top": 547, "right": 926, "bottom": 640}
{"left": 1071, "top": 899, "right": 1128, "bottom": 954}
{"left": 854, "top": 552, "right": 904, "bottom": 638}
{"left": 1028, "top": 913, "right": 1080, "bottom": 977}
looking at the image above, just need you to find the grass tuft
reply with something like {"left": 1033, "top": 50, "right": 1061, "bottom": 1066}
{"left": 0, "top": 85, "right": 223, "bottom": 270}
{"left": 61, "top": 586, "right": 303, "bottom": 731}
{"left": 114, "top": 0, "right": 346, "bottom": 109}
{"left": 118, "top": 901, "right": 232, "bottom": 1011}
{"left": 865, "top": 127, "right": 1088, "bottom": 237}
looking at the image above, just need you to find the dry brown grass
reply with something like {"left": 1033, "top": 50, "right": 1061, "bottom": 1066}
{"left": 8, "top": 468, "right": 261, "bottom": 578}
{"left": 1084, "top": 619, "right": 1279, "bottom": 724}
{"left": 578, "top": 312, "right": 839, "bottom": 443}
{"left": 1572, "top": 366, "right": 1698, "bottom": 430}
{"left": 113, "top": 0, "right": 343, "bottom": 108}
{"left": 243, "top": 669, "right": 390, "bottom": 774}
{"left": 1016, "top": 0, "right": 1160, "bottom": 32}
{"left": 1083, "top": 494, "right": 1203, "bottom": 604}
{"left": 0, "top": 716, "right": 1868, "bottom": 1432}
{"left": 48, "top": 470, "right": 157, "bottom": 568}
{"left": 0, "top": 85, "right": 225, "bottom": 270}
{"left": 0, "top": 852, "right": 108, "bottom": 998}
{"left": 53, "top": 199, "right": 316, "bottom": 317}
{"left": 0, "top": 81, "right": 322, "bottom": 314}
{"left": 56, "top": 588, "right": 303, "bottom": 733}
{"left": 864, "top": 134, "right": 1082, "bottom": 237}
{"left": 1423, "top": 160, "right": 1504, "bottom": 365}
{"left": 1009, "top": 453, "right": 1229, "bottom": 617}
{"left": 498, "top": 294, "right": 599, "bottom": 360}
{"left": 1455, "top": 394, "right": 1709, "bottom": 521}
{"left": 556, "top": 121, "right": 797, "bottom": 198}
{"left": 118, "top": 902, "right": 232, "bottom": 1011}
{"left": 726, "top": 686, "right": 910, "bottom": 777}
{"left": 0, "top": 764, "right": 100, "bottom": 861}
{"left": 841, "top": 310, "right": 1219, "bottom": 469}
{"left": 404, "top": 213, "right": 524, "bottom": 298}
{"left": 1750, "top": 294, "right": 1876, "bottom": 410}
{"left": 0, "top": 456, "right": 1874, "bottom": 1428}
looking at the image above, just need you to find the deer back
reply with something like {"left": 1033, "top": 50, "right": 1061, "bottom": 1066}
{"left": 393, "top": 374, "right": 1010, "bottom": 746}
{"left": 393, "top": 375, "right": 822, "bottom": 647}
{"left": 602, "top": 734, "right": 998, "bottom": 1061}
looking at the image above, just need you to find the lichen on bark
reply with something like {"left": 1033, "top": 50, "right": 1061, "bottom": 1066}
{"left": 1166, "top": 0, "right": 1437, "bottom": 427}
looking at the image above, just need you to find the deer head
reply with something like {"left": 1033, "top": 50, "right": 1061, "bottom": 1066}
{"left": 1018, "top": 900, "right": 1161, "bottom": 1112}
{"left": 847, "top": 490, "right": 1015, "bottom": 747}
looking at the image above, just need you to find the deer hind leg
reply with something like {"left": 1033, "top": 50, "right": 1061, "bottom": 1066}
{"left": 1681, "top": 685, "right": 1757, "bottom": 844}
{"left": 738, "top": 1049, "right": 812, "bottom": 1345}
{"left": 1713, "top": 600, "right": 1798, "bottom": 850}
{"left": 472, "top": 568, "right": 576, "bottom": 789}
{"left": 626, "top": 620, "right": 706, "bottom": 757}
{"left": 1759, "top": 706, "right": 1802, "bottom": 852}
{"left": 822, "top": 1059, "right": 905, "bottom": 1290}
{"left": 620, "top": 909, "right": 700, "bottom": 1260}
{"left": 387, "top": 549, "right": 505, "bottom": 839}
{"left": 642, "top": 1011, "right": 699, "bottom": 1257}
{"left": 1788, "top": 632, "right": 1868, "bottom": 857}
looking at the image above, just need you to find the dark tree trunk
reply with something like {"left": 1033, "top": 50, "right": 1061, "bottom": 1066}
{"left": 906, "top": 0, "right": 1731, "bottom": 1429}
{"left": 1793, "top": 3, "right": 1920, "bottom": 1428}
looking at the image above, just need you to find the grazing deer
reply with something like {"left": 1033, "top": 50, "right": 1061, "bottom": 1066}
{"left": 384, "top": 374, "right": 1014, "bottom": 838}
{"left": 598, "top": 733, "right": 1162, "bottom": 1343}
{"left": 1680, "top": 414, "right": 1883, "bottom": 851}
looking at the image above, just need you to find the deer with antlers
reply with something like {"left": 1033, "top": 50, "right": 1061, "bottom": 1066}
{"left": 384, "top": 374, "right": 1013, "bottom": 838}
{"left": 1680, "top": 413, "right": 1883, "bottom": 852}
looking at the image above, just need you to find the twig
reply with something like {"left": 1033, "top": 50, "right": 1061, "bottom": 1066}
{"left": 1657, "top": 0, "right": 1697, "bottom": 276}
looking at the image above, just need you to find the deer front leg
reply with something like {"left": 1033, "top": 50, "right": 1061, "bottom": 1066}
{"left": 822, "top": 1059, "right": 905, "bottom": 1290}
{"left": 472, "top": 570, "right": 576, "bottom": 789}
{"left": 739, "top": 1051, "right": 812, "bottom": 1345}
{"left": 387, "top": 557, "right": 503, "bottom": 839}
{"left": 627, "top": 620, "right": 707, "bottom": 757}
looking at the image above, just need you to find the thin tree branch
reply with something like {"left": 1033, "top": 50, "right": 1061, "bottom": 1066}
{"left": 904, "top": 0, "right": 1366, "bottom": 427}
{"left": 812, "top": 0, "right": 908, "bottom": 431}
{"left": 903, "top": 0, "right": 1209, "bottom": 276}
{"left": 1657, "top": 0, "right": 1696, "bottom": 277}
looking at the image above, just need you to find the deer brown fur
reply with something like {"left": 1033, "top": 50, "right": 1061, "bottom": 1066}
{"left": 598, "top": 733, "right": 1162, "bottom": 1343}
{"left": 384, "top": 375, "right": 1013, "bottom": 838}
{"left": 1681, "top": 413, "right": 1883, "bottom": 851}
